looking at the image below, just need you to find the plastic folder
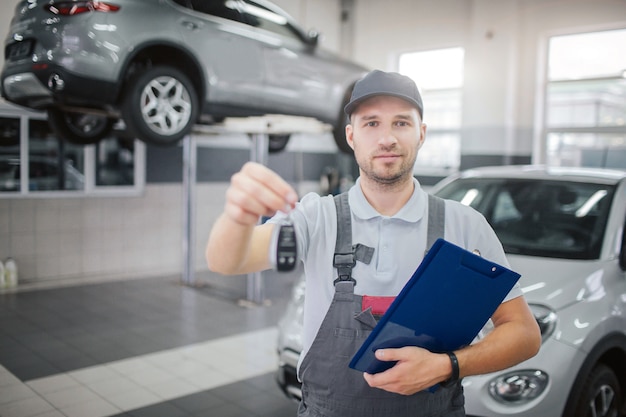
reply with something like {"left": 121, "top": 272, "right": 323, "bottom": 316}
{"left": 349, "top": 238, "right": 520, "bottom": 375}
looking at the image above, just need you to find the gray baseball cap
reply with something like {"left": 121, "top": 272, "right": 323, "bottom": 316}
{"left": 344, "top": 70, "right": 423, "bottom": 118}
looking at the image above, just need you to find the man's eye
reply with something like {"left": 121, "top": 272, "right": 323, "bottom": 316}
{"left": 366, "top": 121, "right": 378, "bottom": 127}
{"left": 395, "top": 121, "right": 409, "bottom": 127}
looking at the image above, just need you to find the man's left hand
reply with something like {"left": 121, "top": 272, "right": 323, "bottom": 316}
{"left": 363, "top": 347, "right": 451, "bottom": 395}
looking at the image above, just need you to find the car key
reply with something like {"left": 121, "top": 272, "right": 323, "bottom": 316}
{"left": 275, "top": 221, "right": 297, "bottom": 272}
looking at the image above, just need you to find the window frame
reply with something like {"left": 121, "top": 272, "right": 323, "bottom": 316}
{"left": 0, "top": 102, "right": 145, "bottom": 199}
{"left": 239, "top": 0, "right": 312, "bottom": 45}
{"left": 535, "top": 26, "right": 626, "bottom": 168}
{"left": 397, "top": 46, "right": 465, "bottom": 176}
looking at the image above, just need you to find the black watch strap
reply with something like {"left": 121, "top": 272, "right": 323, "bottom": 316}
{"left": 440, "top": 351, "right": 460, "bottom": 387}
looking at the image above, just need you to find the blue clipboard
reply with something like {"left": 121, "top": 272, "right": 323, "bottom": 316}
{"left": 349, "top": 238, "right": 520, "bottom": 375}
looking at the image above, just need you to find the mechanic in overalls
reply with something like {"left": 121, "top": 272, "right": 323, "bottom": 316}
{"left": 206, "top": 70, "right": 541, "bottom": 417}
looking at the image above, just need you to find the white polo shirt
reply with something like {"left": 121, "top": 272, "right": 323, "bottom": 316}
{"left": 272, "top": 177, "right": 522, "bottom": 367}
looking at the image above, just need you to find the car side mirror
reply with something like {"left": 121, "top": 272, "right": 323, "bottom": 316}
{"left": 619, "top": 229, "right": 626, "bottom": 271}
{"left": 619, "top": 223, "right": 626, "bottom": 271}
{"left": 307, "top": 29, "right": 319, "bottom": 47}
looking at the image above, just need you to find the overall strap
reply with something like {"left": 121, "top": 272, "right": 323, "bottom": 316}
{"left": 332, "top": 192, "right": 446, "bottom": 285}
{"left": 426, "top": 193, "right": 446, "bottom": 250}
{"left": 333, "top": 193, "right": 374, "bottom": 285}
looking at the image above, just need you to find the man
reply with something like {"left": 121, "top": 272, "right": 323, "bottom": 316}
{"left": 206, "top": 70, "right": 541, "bottom": 416}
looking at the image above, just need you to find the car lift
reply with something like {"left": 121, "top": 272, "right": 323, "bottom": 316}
{"left": 181, "top": 115, "right": 331, "bottom": 305}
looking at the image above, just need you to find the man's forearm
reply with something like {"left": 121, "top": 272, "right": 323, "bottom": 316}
{"left": 206, "top": 213, "right": 272, "bottom": 275}
{"left": 455, "top": 298, "right": 541, "bottom": 378}
{"left": 455, "top": 321, "right": 539, "bottom": 379}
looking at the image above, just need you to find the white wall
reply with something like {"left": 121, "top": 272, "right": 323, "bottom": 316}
{"left": 350, "top": 0, "right": 626, "bottom": 162}
{"left": 1, "top": 185, "right": 181, "bottom": 284}
{"left": 0, "top": 183, "right": 224, "bottom": 288}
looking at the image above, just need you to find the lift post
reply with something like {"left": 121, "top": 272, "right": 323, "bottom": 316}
{"left": 181, "top": 115, "right": 331, "bottom": 305}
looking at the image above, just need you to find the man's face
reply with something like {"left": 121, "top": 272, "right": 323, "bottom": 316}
{"left": 346, "top": 95, "right": 426, "bottom": 186}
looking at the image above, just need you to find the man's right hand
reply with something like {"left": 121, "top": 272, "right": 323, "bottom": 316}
{"left": 224, "top": 162, "right": 299, "bottom": 226}
{"left": 206, "top": 162, "right": 298, "bottom": 275}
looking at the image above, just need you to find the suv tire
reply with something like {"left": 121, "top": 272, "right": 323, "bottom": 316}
{"left": 123, "top": 66, "right": 198, "bottom": 146}
{"left": 268, "top": 134, "right": 290, "bottom": 153}
{"left": 47, "top": 108, "right": 114, "bottom": 145}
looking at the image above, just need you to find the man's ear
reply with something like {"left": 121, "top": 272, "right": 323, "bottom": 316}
{"left": 417, "top": 123, "right": 427, "bottom": 150}
{"left": 345, "top": 123, "right": 355, "bottom": 151}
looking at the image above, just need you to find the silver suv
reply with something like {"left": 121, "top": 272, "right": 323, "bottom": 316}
{"left": 276, "top": 166, "right": 626, "bottom": 417}
{"left": 1, "top": 0, "right": 367, "bottom": 150}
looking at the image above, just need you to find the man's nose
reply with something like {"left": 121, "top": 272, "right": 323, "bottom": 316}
{"left": 378, "top": 127, "right": 398, "bottom": 146}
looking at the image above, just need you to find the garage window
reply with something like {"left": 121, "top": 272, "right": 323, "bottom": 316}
{"left": 544, "top": 28, "right": 626, "bottom": 169}
{"left": 399, "top": 47, "right": 464, "bottom": 175}
{"left": 0, "top": 107, "right": 144, "bottom": 197}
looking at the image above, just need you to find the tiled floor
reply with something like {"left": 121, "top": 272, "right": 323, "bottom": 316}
{"left": 0, "top": 271, "right": 301, "bottom": 417}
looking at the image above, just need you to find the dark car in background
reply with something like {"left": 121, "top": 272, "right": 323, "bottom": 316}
{"left": 1, "top": 0, "right": 367, "bottom": 151}
{"left": 0, "top": 156, "right": 84, "bottom": 191}
{"left": 276, "top": 165, "right": 626, "bottom": 417}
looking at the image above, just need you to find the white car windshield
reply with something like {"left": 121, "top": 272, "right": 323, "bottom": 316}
{"left": 435, "top": 178, "right": 614, "bottom": 260}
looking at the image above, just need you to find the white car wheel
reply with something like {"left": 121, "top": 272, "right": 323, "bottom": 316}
{"left": 573, "top": 364, "right": 622, "bottom": 417}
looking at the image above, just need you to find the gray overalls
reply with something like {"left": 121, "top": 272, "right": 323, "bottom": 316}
{"left": 297, "top": 193, "right": 465, "bottom": 417}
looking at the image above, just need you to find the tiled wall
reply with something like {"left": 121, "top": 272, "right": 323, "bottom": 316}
{"left": 0, "top": 181, "right": 322, "bottom": 290}
{"left": 0, "top": 184, "right": 216, "bottom": 288}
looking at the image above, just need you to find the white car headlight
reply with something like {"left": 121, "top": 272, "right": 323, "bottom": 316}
{"left": 473, "top": 303, "right": 557, "bottom": 344}
{"left": 529, "top": 303, "right": 557, "bottom": 342}
{"left": 477, "top": 304, "right": 554, "bottom": 404}
{"left": 488, "top": 370, "right": 549, "bottom": 403}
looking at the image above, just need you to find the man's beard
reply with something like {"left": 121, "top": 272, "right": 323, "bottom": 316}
{"left": 369, "top": 168, "right": 406, "bottom": 185}
{"left": 356, "top": 147, "right": 416, "bottom": 188}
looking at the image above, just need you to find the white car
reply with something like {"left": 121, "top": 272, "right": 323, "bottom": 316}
{"left": 276, "top": 165, "right": 626, "bottom": 417}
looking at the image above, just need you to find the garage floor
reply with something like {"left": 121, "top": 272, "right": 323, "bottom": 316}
{"left": 0, "top": 270, "right": 301, "bottom": 417}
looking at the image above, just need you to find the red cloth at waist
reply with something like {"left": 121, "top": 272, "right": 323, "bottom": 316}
{"left": 362, "top": 295, "right": 395, "bottom": 316}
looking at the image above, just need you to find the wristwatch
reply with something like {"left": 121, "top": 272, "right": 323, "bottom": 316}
{"left": 440, "top": 351, "right": 460, "bottom": 387}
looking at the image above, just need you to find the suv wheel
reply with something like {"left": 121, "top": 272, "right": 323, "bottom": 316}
{"left": 47, "top": 108, "right": 114, "bottom": 145}
{"left": 123, "top": 66, "right": 198, "bottom": 146}
{"left": 572, "top": 364, "right": 623, "bottom": 417}
{"left": 268, "top": 134, "right": 290, "bottom": 153}
{"left": 246, "top": 134, "right": 291, "bottom": 153}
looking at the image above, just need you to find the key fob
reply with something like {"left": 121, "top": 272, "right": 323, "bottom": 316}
{"left": 276, "top": 223, "right": 297, "bottom": 272}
